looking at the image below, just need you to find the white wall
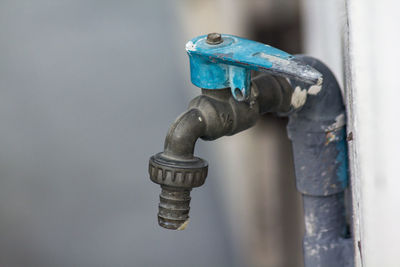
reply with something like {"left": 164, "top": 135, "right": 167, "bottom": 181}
{"left": 345, "top": 0, "right": 400, "bottom": 266}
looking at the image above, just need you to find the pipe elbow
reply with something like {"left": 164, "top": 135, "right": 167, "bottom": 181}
{"left": 163, "top": 108, "right": 206, "bottom": 160}
{"left": 287, "top": 56, "right": 345, "bottom": 132}
{"left": 287, "top": 55, "right": 348, "bottom": 196}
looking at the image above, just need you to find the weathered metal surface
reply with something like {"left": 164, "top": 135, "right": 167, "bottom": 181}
{"left": 287, "top": 56, "right": 353, "bottom": 267}
{"left": 186, "top": 34, "right": 322, "bottom": 101}
{"left": 148, "top": 77, "right": 289, "bottom": 230}
{"left": 287, "top": 56, "right": 348, "bottom": 195}
{"left": 149, "top": 35, "right": 354, "bottom": 266}
{"left": 302, "top": 194, "right": 353, "bottom": 267}
{"left": 149, "top": 152, "right": 208, "bottom": 230}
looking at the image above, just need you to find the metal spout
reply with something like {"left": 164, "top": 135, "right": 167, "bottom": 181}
{"left": 149, "top": 76, "right": 292, "bottom": 230}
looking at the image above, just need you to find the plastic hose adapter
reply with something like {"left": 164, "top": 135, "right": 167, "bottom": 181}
{"left": 148, "top": 153, "right": 208, "bottom": 230}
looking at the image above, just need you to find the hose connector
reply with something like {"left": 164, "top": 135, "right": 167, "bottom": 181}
{"left": 149, "top": 153, "right": 208, "bottom": 230}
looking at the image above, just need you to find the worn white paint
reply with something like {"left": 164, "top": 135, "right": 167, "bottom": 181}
{"left": 307, "top": 84, "right": 321, "bottom": 95}
{"left": 177, "top": 219, "right": 189, "bottom": 230}
{"left": 185, "top": 40, "right": 196, "bottom": 51}
{"left": 257, "top": 52, "right": 322, "bottom": 85}
{"left": 305, "top": 212, "right": 316, "bottom": 235}
{"left": 307, "top": 77, "right": 323, "bottom": 95}
{"left": 291, "top": 86, "right": 307, "bottom": 109}
{"left": 325, "top": 113, "right": 346, "bottom": 131}
{"left": 257, "top": 53, "right": 290, "bottom": 66}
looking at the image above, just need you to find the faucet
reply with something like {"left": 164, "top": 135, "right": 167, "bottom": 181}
{"left": 148, "top": 33, "right": 353, "bottom": 266}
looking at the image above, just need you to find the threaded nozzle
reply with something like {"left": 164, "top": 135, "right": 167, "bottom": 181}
{"left": 148, "top": 152, "right": 208, "bottom": 230}
{"left": 158, "top": 186, "right": 191, "bottom": 230}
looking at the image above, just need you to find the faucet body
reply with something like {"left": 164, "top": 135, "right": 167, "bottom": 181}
{"left": 148, "top": 34, "right": 353, "bottom": 266}
{"left": 149, "top": 74, "right": 291, "bottom": 230}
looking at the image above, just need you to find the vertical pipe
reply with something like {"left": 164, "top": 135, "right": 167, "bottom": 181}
{"left": 287, "top": 56, "right": 354, "bottom": 267}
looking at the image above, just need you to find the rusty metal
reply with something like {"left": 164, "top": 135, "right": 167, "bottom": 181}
{"left": 206, "top": 32, "right": 223, "bottom": 45}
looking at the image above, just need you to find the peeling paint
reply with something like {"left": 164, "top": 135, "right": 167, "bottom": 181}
{"left": 326, "top": 113, "right": 346, "bottom": 131}
{"left": 185, "top": 41, "right": 196, "bottom": 51}
{"left": 287, "top": 56, "right": 352, "bottom": 267}
{"left": 308, "top": 77, "right": 323, "bottom": 95}
{"left": 291, "top": 86, "right": 307, "bottom": 108}
{"left": 305, "top": 212, "right": 316, "bottom": 235}
{"left": 325, "top": 131, "right": 340, "bottom": 145}
{"left": 177, "top": 219, "right": 189, "bottom": 230}
{"left": 186, "top": 34, "right": 323, "bottom": 102}
{"left": 256, "top": 53, "right": 322, "bottom": 84}
{"left": 257, "top": 53, "right": 291, "bottom": 65}
{"left": 309, "top": 248, "right": 318, "bottom": 256}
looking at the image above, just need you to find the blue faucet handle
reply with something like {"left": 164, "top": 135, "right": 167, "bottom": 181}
{"left": 186, "top": 34, "right": 323, "bottom": 101}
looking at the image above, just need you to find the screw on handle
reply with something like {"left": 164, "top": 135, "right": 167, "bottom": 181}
{"left": 206, "top": 33, "right": 223, "bottom": 45}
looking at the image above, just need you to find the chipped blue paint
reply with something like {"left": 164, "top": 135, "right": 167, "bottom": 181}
{"left": 335, "top": 128, "right": 349, "bottom": 189}
{"left": 186, "top": 34, "right": 322, "bottom": 101}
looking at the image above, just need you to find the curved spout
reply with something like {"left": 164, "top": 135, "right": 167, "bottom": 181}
{"left": 163, "top": 108, "right": 206, "bottom": 160}
{"left": 162, "top": 86, "right": 270, "bottom": 161}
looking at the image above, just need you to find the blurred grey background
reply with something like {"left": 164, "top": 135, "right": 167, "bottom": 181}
{"left": 0, "top": 0, "right": 343, "bottom": 266}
